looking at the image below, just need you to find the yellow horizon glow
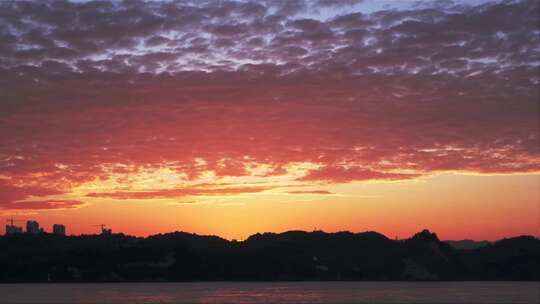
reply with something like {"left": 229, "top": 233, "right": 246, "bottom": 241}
{"left": 3, "top": 169, "right": 538, "bottom": 241}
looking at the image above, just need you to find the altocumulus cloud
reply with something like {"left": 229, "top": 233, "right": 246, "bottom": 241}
{"left": 0, "top": 0, "right": 538, "bottom": 209}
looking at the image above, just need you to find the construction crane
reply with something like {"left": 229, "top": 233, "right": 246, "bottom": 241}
{"left": 93, "top": 224, "right": 106, "bottom": 232}
{"left": 6, "top": 217, "right": 23, "bottom": 226}
{"left": 92, "top": 224, "right": 112, "bottom": 235}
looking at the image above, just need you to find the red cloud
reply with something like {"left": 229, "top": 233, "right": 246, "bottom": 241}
{"left": 0, "top": 181, "right": 65, "bottom": 204}
{"left": 1, "top": 200, "right": 85, "bottom": 210}
{"left": 299, "top": 167, "right": 421, "bottom": 183}
{"left": 0, "top": 0, "right": 537, "bottom": 203}
{"left": 86, "top": 186, "right": 271, "bottom": 200}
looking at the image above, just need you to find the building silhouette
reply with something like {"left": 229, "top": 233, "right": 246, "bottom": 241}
{"left": 5, "top": 218, "right": 23, "bottom": 235}
{"left": 4, "top": 219, "right": 68, "bottom": 235}
{"left": 26, "top": 220, "right": 40, "bottom": 234}
{"left": 5, "top": 224, "right": 23, "bottom": 234}
{"left": 53, "top": 224, "right": 66, "bottom": 235}
{"left": 95, "top": 224, "right": 112, "bottom": 235}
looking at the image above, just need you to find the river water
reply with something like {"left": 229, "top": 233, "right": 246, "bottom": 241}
{"left": 1, "top": 281, "right": 538, "bottom": 304}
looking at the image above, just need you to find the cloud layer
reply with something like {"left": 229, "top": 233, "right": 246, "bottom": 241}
{"left": 0, "top": 0, "right": 538, "bottom": 209}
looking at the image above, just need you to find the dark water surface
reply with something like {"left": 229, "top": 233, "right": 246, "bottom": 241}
{"left": 0, "top": 282, "right": 538, "bottom": 304}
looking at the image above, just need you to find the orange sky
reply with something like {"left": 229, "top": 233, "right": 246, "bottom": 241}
{"left": 4, "top": 171, "right": 539, "bottom": 241}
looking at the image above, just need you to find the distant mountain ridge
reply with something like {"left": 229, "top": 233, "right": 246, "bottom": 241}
{"left": 0, "top": 229, "right": 538, "bottom": 282}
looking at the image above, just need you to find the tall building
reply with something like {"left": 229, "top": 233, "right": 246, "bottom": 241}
{"left": 53, "top": 224, "right": 66, "bottom": 235}
{"left": 26, "top": 220, "right": 40, "bottom": 234}
{"left": 5, "top": 224, "right": 23, "bottom": 235}
{"left": 5, "top": 218, "right": 23, "bottom": 235}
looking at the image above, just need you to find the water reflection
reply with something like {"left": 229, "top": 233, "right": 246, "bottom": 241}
{"left": 1, "top": 282, "right": 538, "bottom": 304}
{"left": 200, "top": 284, "right": 325, "bottom": 303}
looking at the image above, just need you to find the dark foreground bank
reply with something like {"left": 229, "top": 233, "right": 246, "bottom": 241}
{"left": 0, "top": 229, "right": 538, "bottom": 282}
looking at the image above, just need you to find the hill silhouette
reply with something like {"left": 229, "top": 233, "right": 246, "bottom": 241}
{"left": 445, "top": 239, "right": 490, "bottom": 250}
{"left": 0, "top": 229, "right": 538, "bottom": 282}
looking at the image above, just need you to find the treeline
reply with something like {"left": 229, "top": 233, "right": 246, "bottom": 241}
{"left": 0, "top": 229, "right": 538, "bottom": 282}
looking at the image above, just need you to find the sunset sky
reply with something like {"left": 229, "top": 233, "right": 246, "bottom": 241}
{"left": 0, "top": 0, "right": 538, "bottom": 240}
